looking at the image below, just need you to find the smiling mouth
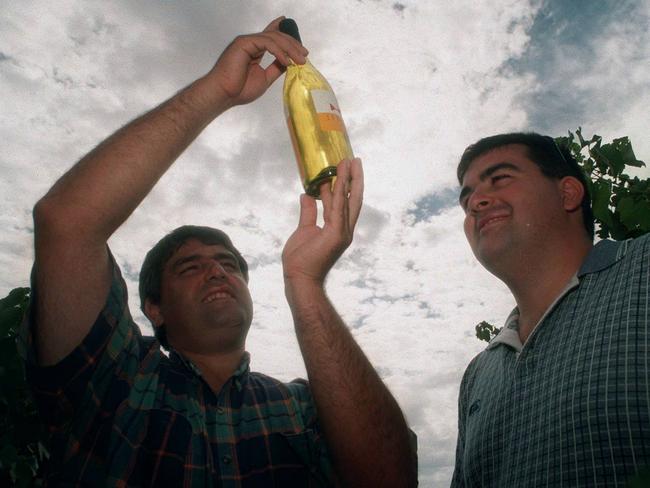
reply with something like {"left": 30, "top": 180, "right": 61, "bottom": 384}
{"left": 202, "top": 292, "right": 233, "bottom": 303}
{"left": 479, "top": 216, "right": 508, "bottom": 232}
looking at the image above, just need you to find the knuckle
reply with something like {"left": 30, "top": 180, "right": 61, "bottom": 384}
{"left": 231, "top": 34, "right": 251, "bottom": 47}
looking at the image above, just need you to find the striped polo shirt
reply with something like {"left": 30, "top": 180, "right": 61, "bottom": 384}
{"left": 452, "top": 234, "right": 650, "bottom": 487}
{"left": 20, "top": 256, "right": 335, "bottom": 487}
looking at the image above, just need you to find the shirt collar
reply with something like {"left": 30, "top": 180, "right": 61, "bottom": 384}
{"left": 231, "top": 352, "right": 251, "bottom": 391}
{"left": 577, "top": 239, "right": 626, "bottom": 276}
{"left": 487, "top": 309, "right": 523, "bottom": 352}
{"left": 170, "top": 349, "right": 251, "bottom": 390}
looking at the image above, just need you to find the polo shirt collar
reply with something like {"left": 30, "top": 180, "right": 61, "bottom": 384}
{"left": 487, "top": 239, "right": 624, "bottom": 352}
{"left": 488, "top": 309, "right": 522, "bottom": 351}
{"left": 577, "top": 239, "right": 626, "bottom": 276}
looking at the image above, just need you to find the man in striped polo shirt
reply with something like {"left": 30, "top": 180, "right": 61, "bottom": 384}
{"left": 452, "top": 132, "right": 649, "bottom": 486}
{"left": 21, "top": 18, "right": 416, "bottom": 487}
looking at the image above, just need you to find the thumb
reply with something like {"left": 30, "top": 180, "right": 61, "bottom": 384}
{"left": 264, "top": 59, "right": 285, "bottom": 87}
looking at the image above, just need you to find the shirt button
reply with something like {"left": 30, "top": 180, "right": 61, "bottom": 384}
{"left": 222, "top": 455, "right": 232, "bottom": 464}
{"left": 217, "top": 406, "right": 225, "bottom": 415}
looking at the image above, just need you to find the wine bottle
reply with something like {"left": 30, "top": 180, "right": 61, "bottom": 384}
{"left": 280, "top": 18, "right": 354, "bottom": 198}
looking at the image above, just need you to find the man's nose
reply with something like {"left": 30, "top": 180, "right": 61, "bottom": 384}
{"left": 469, "top": 190, "right": 493, "bottom": 213}
{"left": 205, "top": 261, "right": 227, "bottom": 280}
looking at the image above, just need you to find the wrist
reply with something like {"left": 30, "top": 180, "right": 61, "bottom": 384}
{"left": 284, "top": 276, "right": 326, "bottom": 304}
{"left": 182, "top": 72, "right": 234, "bottom": 118}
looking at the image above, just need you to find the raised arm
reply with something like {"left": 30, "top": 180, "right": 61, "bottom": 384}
{"left": 32, "top": 17, "right": 308, "bottom": 366}
{"left": 282, "top": 159, "right": 417, "bottom": 487}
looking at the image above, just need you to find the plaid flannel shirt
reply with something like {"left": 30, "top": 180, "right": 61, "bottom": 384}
{"left": 20, "top": 255, "right": 335, "bottom": 487}
{"left": 452, "top": 234, "right": 650, "bottom": 487}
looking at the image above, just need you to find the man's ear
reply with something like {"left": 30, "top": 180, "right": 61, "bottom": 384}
{"left": 559, "top": 176, "right": 585, "bottom": 212}
{"left": 144, "top": 299, "right": 164, "bottom": 328}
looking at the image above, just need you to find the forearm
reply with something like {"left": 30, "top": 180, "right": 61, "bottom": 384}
{"left": 35, "top": 72, "right": 229, "bottom": 242}
{"left": 286, "top": 280, "right": 417, "bottom": 487}
{"left": 35, "top": 17, "right": 309, "bottom": 243}
{"left": 31, "top": 74, "right": 229, "bottom": 365}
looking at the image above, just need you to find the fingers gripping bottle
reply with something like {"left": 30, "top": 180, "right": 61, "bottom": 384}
{"left": 280, "top": 18, "right": 354, "bottom": 198}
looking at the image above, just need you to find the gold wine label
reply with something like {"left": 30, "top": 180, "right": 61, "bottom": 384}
{"left": 311, "top": 89, "right": 345, "bottom": 132}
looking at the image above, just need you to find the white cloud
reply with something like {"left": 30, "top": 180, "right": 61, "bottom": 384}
{"left": 2, "top": 0, "right": 648, "bottom": 484}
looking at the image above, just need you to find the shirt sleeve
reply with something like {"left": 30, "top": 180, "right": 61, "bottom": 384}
{"left": 18, "top": 250, "right": 147, "bottom": 433}
{"left": 451, "top": 358, "right": 477, "bottom": 488}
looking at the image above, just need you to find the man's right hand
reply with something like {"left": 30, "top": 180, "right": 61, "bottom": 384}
{"left": 208, "top": 16, "right": 308, "bottom": 108}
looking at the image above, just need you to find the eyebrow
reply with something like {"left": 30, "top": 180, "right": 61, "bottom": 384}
{"left": 171, "top": 251, "right": 237, "bottom": 272}
{"left": 459, "top": 162, "right": 521, "bottom": 205}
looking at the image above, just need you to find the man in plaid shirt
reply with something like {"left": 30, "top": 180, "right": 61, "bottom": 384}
{"left": 452, "top": 133, "right": 649, "bottom": 486}
{"left": 23, "top": 17, "right": 416, "bottom": 487}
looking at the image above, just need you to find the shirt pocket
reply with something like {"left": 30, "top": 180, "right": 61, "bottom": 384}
{"left": 229, "top": 429, "right": 324, "bottom": 487}
{"left": 130, "top": 408, "right": 194, "bottom": 487}
{"left": 280, "top": 429, "right": 331, "bottom": 487}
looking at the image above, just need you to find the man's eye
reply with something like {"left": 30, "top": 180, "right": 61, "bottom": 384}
{"left": 492, "top": 174, "right": 510, "bottom": 183}
{"left": 180, "top": 265, "right": 199, "bottom": 274}
{"left": 222, "top": 261, "right": 238, "bottom": 271}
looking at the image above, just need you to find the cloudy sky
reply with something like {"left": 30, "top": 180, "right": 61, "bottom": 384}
{"left": 2, "top": 0, "right": 649, "bottom": 485}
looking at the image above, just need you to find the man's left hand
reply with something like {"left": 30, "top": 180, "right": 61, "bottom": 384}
{"left": 282, "top": 158, "right": 364, "bottom": 287}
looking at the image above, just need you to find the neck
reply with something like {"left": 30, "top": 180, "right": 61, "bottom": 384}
{"left": 178, "top": 347, "right": 246, "bottom": 393}
{"left": 499, "top": 236, "right": 592, "bottom": 343}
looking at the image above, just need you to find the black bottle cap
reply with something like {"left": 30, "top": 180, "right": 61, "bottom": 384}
{"left": 279, "top": 18, "right": 302, "bottom": 43}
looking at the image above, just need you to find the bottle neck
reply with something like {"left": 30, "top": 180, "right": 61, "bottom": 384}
{"left": 288, "top": 57, "right": 312, "bottom": 68}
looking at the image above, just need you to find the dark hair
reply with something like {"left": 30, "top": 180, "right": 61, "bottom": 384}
{"left": 457, "top": 132, "right": 594, "bottom": 240}
{"left": 138, "top": 225, "right": 249, "bottom": 348}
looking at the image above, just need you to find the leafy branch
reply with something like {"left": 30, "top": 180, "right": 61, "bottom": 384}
{"left": 0, "top": 288, "right": 48, "bottom": 487}
{"left": 557, "top": 128, "right": 649, "bottom": 240}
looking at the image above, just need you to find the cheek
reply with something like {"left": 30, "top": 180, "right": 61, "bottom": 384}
{"left": 463, "top": 215, "right": 473, "bottom": 240}
{"left": 160, "top": 282, "right": 192, "bottom": 315}
{"left": 160, "top": 282, "right": 176, "bottom": 304}
{"left": 242, "top": 287, "right": 254, "bottom": 315}
{"left": 233, "top": 277, "right": 254, "bottom": 313}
